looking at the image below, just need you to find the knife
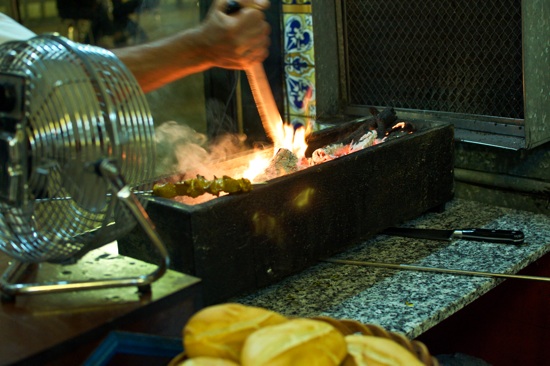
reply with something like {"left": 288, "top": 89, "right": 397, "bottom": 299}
{"left": 382, "top": 227, "right": 524, "bottom": 245}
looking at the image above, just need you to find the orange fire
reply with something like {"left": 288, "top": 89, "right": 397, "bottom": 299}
{"left": 242, "top": 152, "right": 272, "bottom": 180}
{"left": 242, "top": 120, "right": 309, "bottom": 182}
{"left": 277, "top": 122, "right": 309, "bottom": 158}
{"left": 243, "top": 81, "right": 313, "bottom": 182}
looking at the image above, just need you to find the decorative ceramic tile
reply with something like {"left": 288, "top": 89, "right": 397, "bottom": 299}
{"left": 282, "top": 0, "right": 312, "bottom": 14}
{"left": 285, "top": 53, "right": 313, "bottom": 75}
{"left": 285, "top": 65, "right": 316, "bottom": 117}
{"left": 283, "top": 13, "right": 314, "bottom": 65}
{"left": 281, "top": 1, "right": 315, "bottom": 120}
{"left": 288, "top": 115, "right": 312, "bottom": 130}
{"left": 284, "top": 52, "right": 314, "bottom": 69}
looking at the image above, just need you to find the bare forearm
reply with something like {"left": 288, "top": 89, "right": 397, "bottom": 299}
{"left": 113, "top": 28, "right": 213, "bottom": 93}
{"left": 113, "top": 0, "right": 270, "bottom": 94}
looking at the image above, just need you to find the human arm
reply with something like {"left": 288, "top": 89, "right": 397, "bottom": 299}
{"left": 112, "top": 0, "right": 271, "bottom": 93}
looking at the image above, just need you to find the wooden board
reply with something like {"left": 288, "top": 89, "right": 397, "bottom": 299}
{"left": 0, "top": 245, "right": 202, "bottom": 365}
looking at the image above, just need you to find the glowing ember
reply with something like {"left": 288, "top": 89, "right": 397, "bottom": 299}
{"left": 156, "top": 107, "right": 414, "bottom": 192}
{"left": 152, "top": 108, "right": 415, "bottom": 204}
{"left": 240, "top": 107, "right": 415, "bottom": 183}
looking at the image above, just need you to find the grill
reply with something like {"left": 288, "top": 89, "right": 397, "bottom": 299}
{"left": 119, "top": 120, "right": 454, "bottom": 305}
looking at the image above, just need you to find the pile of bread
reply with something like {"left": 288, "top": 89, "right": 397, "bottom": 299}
{"left": 170, "top": 303, "right": 424, "bottom": 366}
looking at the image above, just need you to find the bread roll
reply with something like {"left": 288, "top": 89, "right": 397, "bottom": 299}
{"left": 241, "top": 318, "right": 348, "bottom": 366}
{"left": 342, "top": 335, "right": 423, "bottom": 366}
{"left": 175, "top": 356, "right": 240, "bottom": 366}
{"left": 183, "top": 303, "right": 288, "bottom": 362}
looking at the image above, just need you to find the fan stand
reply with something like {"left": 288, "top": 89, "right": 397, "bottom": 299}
{"left": 0, "top": 159, "right": 170, "bottom": 303}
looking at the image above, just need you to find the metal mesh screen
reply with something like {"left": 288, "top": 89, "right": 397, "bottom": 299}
{"left": 343, "top": 0, "right": 524, "bottom": 119}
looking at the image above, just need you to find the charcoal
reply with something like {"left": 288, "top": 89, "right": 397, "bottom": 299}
{"left": 305, "top": 107, "right": 400, "bottom": 156}
{"left": 255, "top": 148, "right": 299, "bottom": 181}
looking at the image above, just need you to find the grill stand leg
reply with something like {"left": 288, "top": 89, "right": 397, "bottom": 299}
{"left": 0, "top": 159, "right": 171, "bottom": 300}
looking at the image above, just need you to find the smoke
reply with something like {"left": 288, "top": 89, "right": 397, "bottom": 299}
{"left": 154, "top": 121, "right": 249, "bottom": 178}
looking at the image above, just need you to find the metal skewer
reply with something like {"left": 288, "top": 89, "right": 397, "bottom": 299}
{"left": 322, "top": 258, "right": 550, "bottom": 282}
{"left": 131, "top": 181, "right": 269, "bottom": 197}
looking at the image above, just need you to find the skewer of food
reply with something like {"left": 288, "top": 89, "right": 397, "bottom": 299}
{"left": 153, "top": 175, "right": 253, "bottom": 199}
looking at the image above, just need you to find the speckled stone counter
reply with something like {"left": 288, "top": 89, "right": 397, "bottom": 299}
{"left": 232, "top": 199, "right": 550, "bottom": 339}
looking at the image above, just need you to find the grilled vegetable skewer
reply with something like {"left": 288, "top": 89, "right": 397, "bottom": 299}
{"left": 153, "top": 175, "right": 253, "bottom": 198}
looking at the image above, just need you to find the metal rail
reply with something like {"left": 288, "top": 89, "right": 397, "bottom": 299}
{"left": 322, "top": 258, "right": 550, "bottom": 283}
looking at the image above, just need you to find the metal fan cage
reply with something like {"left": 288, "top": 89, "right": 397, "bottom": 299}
{"left": 0, "top": 35, "right": 156, "bottom": 264}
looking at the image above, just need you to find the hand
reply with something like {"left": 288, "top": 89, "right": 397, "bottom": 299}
{"left": 197, "top": 0, "right": 271, "bottom": 69}
{"left": 113, "top": 0, "right": 271, "bottom": 92}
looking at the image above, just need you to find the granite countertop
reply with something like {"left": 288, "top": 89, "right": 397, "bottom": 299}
{"left": 232, "top": 198, "right": 550, "bottom": 339}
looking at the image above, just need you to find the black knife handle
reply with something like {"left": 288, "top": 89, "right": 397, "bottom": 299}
{"left": 454, "top": 229, "right": 524, "bottom": 245}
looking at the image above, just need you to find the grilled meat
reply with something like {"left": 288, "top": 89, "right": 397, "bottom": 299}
{"left": 153, "top": 175, "right": 253, "bottom": 198}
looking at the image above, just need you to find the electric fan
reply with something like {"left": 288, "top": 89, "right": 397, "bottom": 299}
{"left": 0, "top": 34, "right": 169, "bottom": 299}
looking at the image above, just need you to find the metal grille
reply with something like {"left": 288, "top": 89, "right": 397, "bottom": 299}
{"left": 343, "top": 0, "right": 524, "bottom": 119}
{"left": 0, "top": 36, "right": 155, "bottom": 263}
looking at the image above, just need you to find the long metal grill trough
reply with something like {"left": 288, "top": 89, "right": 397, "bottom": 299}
{"left": 119, "top": 121, "right": 454, "bottom": 305}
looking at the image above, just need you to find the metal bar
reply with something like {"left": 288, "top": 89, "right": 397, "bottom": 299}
{"left": 0, "top": 160, "right": 172, "bottom": 298}
{"left": 322, "top": 258, "right": 550, "bottom": 283}
{"left": 454, "top": 168, "right": 550, "bottom": 196}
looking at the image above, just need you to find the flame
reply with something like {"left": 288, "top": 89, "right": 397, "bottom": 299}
{"left": 267, "top": 84, "right": 312, "bottom": 157}
{"left": 274, "top": 123, "right": 309, "bottom": 158}
{"left": 243, "top": 115, "right": 310, "bottom": 182}
{"left": 244, "top": 86, "right": 312, "bottom": 182}
{"left": 242, "top": 152, "right": 272, "bottom": 181}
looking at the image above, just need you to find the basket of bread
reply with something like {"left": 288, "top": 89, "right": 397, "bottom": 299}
{"left": 169, "top": 303, "right": 439, "bottom": 366}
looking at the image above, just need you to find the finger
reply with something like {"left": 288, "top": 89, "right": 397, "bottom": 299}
{"left": 233, "top": 26, "right": 270, "bottom": 57}
{"left": 240, "top": 36, "right": 270, "bottom": 62}
{"left": 238, "top": 0, "right": 270, "bottom": 10}
{"left": 216, "top": 0, "right": 270, "bottom": 12}
{"left": 235, "top": 7, "right": 269, "bottom": 32}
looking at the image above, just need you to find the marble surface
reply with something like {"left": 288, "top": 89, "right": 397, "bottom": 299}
{"left": 232, "top": 199, "right": 550, "bottom": 339}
